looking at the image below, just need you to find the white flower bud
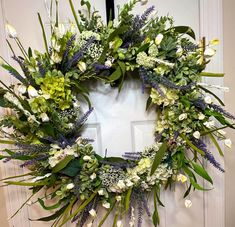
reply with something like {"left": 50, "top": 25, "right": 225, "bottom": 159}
{"left": 87, "top": 223, "right": 93, "bottom": 227}
{"left": 98, "top": 189, "right": 104, "bottom": 195}
{"left": 102, "top": 202, "right": 111, "bottom": 209}
{"left": 117, "top": 220, "right": 123, "bottom": 227}
{"left": 203, "top": 120, "right": 215, "bottom": 128}
{"left": 77, "top": 61, "right": 87, "bottom": 72}
{"left": 18, "top": 84, "right": 27, "bottom": 94}
{"left": 55, "top": 23, "right": 66, "bottom": 38}
{"left": 179, "top": 113, "right": 187, "bottom": 121}
{"left": 177, "top": 174, "right": 188, "bottom": 183}
{"left": 40, "top": 113, "right": 49, "bottom": 122}
{"left": 204, "top": 48, "right": 216, "bottom": 57}
{"left": 198, "top": 113, "right": 205, "bottom": 120}
{"left": 89, "top": 209, "right": 97, "bottom": 217}
{"left": 193, "top": 131, "right": 201, "bottom": 139}
{"left": 155, "top": 34, "right": 164, "bottom": 45}
{"left": 28, "top": 85, "right": 39, "bottom": 97}
{"left": 105, "top": 60, "right": 112, "bottom": 68}
{"left": 117, "top": 180, "right": 126, "bottom": 189}
{"left": 204, "top": 96, "right": 212, "bottom": 104}
{"left": 6, "top": 23, "right": 18, "bottom": 39}
{"left": 224, "top": 139, "right": 232, "bottom": 148}
{"left": 185, "top": 199, "right": 192, "bottom": 208}
{"left": 83, "top": 155, "right": 91, "bottom": 161}
{"left": 116, "top": 196, "right": 122, "bottom": 202}
{"left": 66, "top": 183, "right": 75, "bottom": 190}
{"left": 90, "top": 173, "right": 96, "bottom": 180}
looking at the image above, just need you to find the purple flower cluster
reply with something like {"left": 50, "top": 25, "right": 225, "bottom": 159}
{"left": 209, "top": 103, "right": 235, "bottom": 120}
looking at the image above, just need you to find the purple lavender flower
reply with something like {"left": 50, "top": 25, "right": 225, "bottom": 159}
{"left": 63, "top": 34, "right": 76, "bottom": 62}
{"left": 37, "top": 61, "right": 46, "bottom": 76}
{"left": 93, "top": 63, "right": 111, "bottom": 71}
{"left": 193, "top": 139, "right": 224, "bottom": 172}
{"left": 20, "top": 155, "right": 48, "bottom": 168}
{"left": 140, "top": 193, "right": 151, "bottom": 217}
{"left": 192, "top": 98, "right": 208, "bottom": 110}
{"left": 209, "top": 103, "right": 235, "bottom": 120}
{"left": 137, "top": 197, "right": 144, "bottom": 227}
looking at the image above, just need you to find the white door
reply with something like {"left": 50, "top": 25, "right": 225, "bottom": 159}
{"left": 0, "top": 0, "right": 224, "bottom": 227}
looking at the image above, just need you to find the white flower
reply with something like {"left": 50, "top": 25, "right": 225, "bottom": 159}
{"left": 218, "top": 129, "right": 226, "bottom": 135}
{"left": 176, "top": 47, "right": 183, "bottom": 57}
{"left": 193, "top": 131, "right": 201, "bottom": 139}
{"left": 66, "top": 183, "right": 75, "bottom": 190}
{"left": 77, "top": 61, "right": 87, "bottom": 72}
{"left": 117, "top": 180, "right": 126, "bottom": 189}
{"left": 125, "top": 179, "right": 134, "bottom": 187}
{"left": 179, "top": 113, "right": 187, "bottom": 121}
{"left": 89, "top": 209, "right": 97, "bottom": 217}
{"left": 40, "top": 113, "right": 49, "bottom": 122}
{"left": 98, "top": 189, "right": 104, "bottom": 196}
{"left": 18, "top": 84, "right": 27, "bottom": 94}
{"left": 177, "top": 174, "right": 188, "bottom": 183}
{"left": 117, "top": 220, "right": 123, "bottom": 227}
{"left": 203, "top": 120, "right": 215, "bottom": 128}
{"left": 90, "top": 173, "right": 97, "bottom": 180}
{"left": 185, "top": 199, "right": 192, "bottom": 208}
{"left": 0, "top": 58, "right": 4, "bottom": 66}
{"left": 224, "top": 139, "right": 232, "bottom": 148}
{"left": 198, "top": 113, "right": 205, "bottom": 120}
{"left": 102, "top": 202, "right": 110, "bottom": 209}
{"left": 28, "top": 85, "right": 39, "bottom": 97}
{"left": 116, "top": 196, "right": 122, "bottom": 202}
{"left": 6, "top": 23, "right": 17, "bottom": 38}
{"left": 69, "top": 22, "right": 76, "bottom": 34}
{"left": 140, "top": 0, "right": 148, "bottom": 5}
{"left": 55, "top": 23, "right": 66, "bottom": 38}
{"left": 105, "top": 60, "right": 112, "bottom": 68}
{"left": 83, "top": 155, "right": 91, "bottom": 161}
{"left": 51, "top": 52, "right": 62, "bottom": 63}
{"left": 204, "top": 96, "right": 212, "bottom": 104}
{"left": 204, "top": 48, "right": 216, "bottom": 57}
{"left": 87, "top": 223, "right": 93, "bottom": 227}
{"left": 155, "top": 34, "right": 164, "bottom": 45}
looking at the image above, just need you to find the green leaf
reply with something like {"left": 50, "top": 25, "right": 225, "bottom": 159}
{"left": 152, "top": 187, "right": 160, "bottom": 226}
{"left": 81, "top": 0, "right": 91, "bottom": 18}
{"left": 199, "top": 72, "right": 224, "bottom": 77}
{"left": 208, "top": 131, "right": 224, "bottom": 156}
{"left": 28, "top": 47, "right": 33, "bottom": 58}
{"left": 191, "top": 162, "right": 213, "bottom": 184}
{"left": 38, "top": 198, "right": 61, "bottom": 210}
{"left": 180, "top": 134, "right": 205, "bottom": 155}
{"left": 5, "top": 180, "right": 48, "bottom": 187}
{"left": 146, "top": 96, "right": 152, "bottom": 111}
{"left": 31, "top": 203, "right": 69, "bottom": 221}
{"left": 52, "top": 156, "right": 74, "bottom": 173}
{"left": 0, "top": 140, "right": 15, "bottom": 145}
{"left": 198, "top": 85, "right": 225, "bottom": 106}
{"left": 137, "top": 43, "right": 150, "bottom": 54}
{"left": 150, "top": 142, "right": 168, "bottom": 176}
{"left": 98, "top": 201, "right": 116, "bottom": 227}
{"left": 189, "top": 177, "right": 212, "bottom": 191}
{"left": 1, "top": 64, "right": 26, "bottom": 83}
{"left": 173, "top": 26, "right": 196, "bottom": 39}
{"left": 125, "top": 188, "right": 132, "bottom": 212}
{"left": 183, "top": 184, "right": 192, "bottom": 198}
{"left": 109, "top": 66, "right": 122, "bottom": 82}
{"left": 37, "top": 13, "right": 49, "bottom": 55}
{"left": 68, "top": 0, "right": 82, "bottom": 32}
{"left": 60, "top": 159, "right": 82, "bottom": 177}
{"left": 81, "top": 94, "right": 92, "bottom": 109}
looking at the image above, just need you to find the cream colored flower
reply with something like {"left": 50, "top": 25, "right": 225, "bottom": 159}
{"left": 6, "top": 23, "right": 17, "bottom": 38}
{"left": 40, "top": 113, "right": 49, "bottom": 122}
{"left": 177, "top": 174, "right": 188, "bottom": 183}
{"left": 224, "top": 139, "right": 232, "bottom": 148}
{"left": 102, "top": 202, "right": 110, "bottom": 209}
{"left": 116, "top": 196, "right": 122, "bottom": 202}
{"left": 155, "top": 34, "right": 164, "bottom": 45}
{"left": 51, "top": 52, "right": 62, "bottom": 63}
{"left": 28, "top": 85, "right": 39, "bottom": 98}
{"left": 117, "top": 180, "right": 126, "bottom": 189}
{"left": 98, "top": 189, "right": 104, "bottom": 196}
{"left": 83, "top": 155, "right": 91, "bottom": 161}
{"left": 55, "top": 23, "right": 66, "bottom": 38}
{"left": 90, "top": 173, "right": 97, "bottom": 180}
{"left": 125, "top": 179, "right": 134, "bottom": 187}
{"left": 204, "top": 48, "right": 216, "bottom": 57}
{"left": 77, "top": 61, "right": 87, "bottom": 72}
{"left": 203, "top": 120, "right": 215, "bottom": 128}
{"left": 89, "top": 209, "right": 97, "bottom": 217}
{"left": 105, "top": 60, "right": 112, "bottom": 67}
{"left": 198, "top": 113, "right": 205, "bottom": 120}
{"left": 193, "top": 131, "right": 200, "bottom": 139}
{"left": 179, "top": 113, "right": 187, "bottom": 121}
{"left": 66, "top": 183, "right": 75, "bottom": 190}
{"left": 204, "top": 96, "right": 212, "bottom": 104}
{"left": 117, "top": 220, "right": 123, "bottom": 227}
{"left": 185, "top": 199, "right": 192, "bottom": 208}
{"left": 18, "top": 84, "right": 27, "bottom": 94}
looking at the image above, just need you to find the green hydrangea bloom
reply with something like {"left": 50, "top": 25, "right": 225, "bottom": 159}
{"left": 40, "top": 70, "right": 73, "bottom": 110}
{"left": 29, "top": 96, "right": 50, "bottom": 114}
{"left": 136, "top": 52, "right": 156, "bottom": 69}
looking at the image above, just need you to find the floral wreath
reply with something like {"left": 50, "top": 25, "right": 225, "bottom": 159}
{"left": 0, "top": 0, "right": 233, "bottom": 227}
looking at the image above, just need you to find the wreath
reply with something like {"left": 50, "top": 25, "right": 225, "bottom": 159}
{"left": 0, "top": 0, "right": 233, "bottom": 226}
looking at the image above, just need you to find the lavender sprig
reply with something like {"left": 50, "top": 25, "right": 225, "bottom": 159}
{"left": 193, "top": 139, "right": 224, "bottom": 172}
{"left": 20, "top": 155, "right": 48, "bottom": 168}
{"left": 209, "top": 103, "right": 235, "bottom": 120}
